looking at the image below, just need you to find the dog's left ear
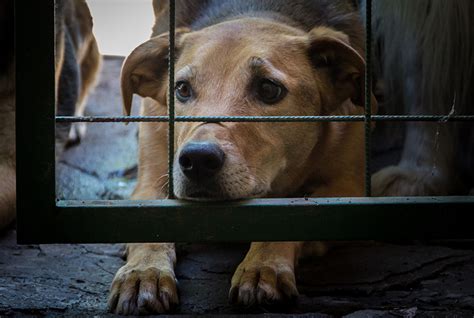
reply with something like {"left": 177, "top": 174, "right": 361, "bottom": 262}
{"left": 308, "top": 27, "right": 377, "bottom": 114}
{"left": 120, "top": 28, "right": 190, "bottom": 116}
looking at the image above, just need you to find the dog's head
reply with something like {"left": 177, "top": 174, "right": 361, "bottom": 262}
{"left": 122, "top": 19, "right": 374, "bottom": 200}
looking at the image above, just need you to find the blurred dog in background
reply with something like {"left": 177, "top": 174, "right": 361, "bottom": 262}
{"left": 369, "top": 0, "right": 474, "bottom": 196}
{"left": 0, "top": 0, "right": 15, "bottom": 230}
{"left": 55, "top": 0, "right": 102, "bottom": 150}
{"left": 0, "top": 0, "right": 101, "bottom": 230}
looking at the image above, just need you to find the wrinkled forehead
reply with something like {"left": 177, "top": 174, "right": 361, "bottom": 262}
{"left": 176, "top": 19, "right": 309, "bottom": 80}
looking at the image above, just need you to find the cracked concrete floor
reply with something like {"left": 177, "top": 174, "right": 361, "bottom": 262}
{"left": 1, "top": 57, "right": 474, "bottom": 316}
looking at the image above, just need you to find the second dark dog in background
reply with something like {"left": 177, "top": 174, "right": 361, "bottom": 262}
{"left": 369, "top": 0, "right": 474, "bottom": 196}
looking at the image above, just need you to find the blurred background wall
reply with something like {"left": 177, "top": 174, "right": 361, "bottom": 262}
{"left": 87, "top": 0, "right": 154, "bottom": 56}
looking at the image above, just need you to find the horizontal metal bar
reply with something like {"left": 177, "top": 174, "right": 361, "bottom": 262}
{"left": 55, "top": 115, "right": 366, "bottom": 123}
{"left": 56, "top": 115, "right": 474, "bottom": 123}
{"left": 18, "top": 197, "right": 474, "bottom": 244}
{"left": 58, "top": 196, "right": 474, "bottom": 208}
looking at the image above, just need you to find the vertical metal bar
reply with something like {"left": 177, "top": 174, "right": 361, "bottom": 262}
{"left": 364, "top": 0, "right": 373, "bottom": 197}
{"left": 16, "top": 0, "right": 57, "bottom": 243}
{"left": 168, "top": 0, "right": 176, "bottom": 198}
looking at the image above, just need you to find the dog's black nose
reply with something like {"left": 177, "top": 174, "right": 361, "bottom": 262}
{"left": 179, "top": 142, "right": 225, "bottom": 180}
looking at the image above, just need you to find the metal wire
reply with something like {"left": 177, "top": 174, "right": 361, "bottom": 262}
{"left": 55, "top": 115, "right": 474, "bottom": 123}
{"left": 168, "top": 0, "right": 176, "bottom": 199}
{"left": 365, "top": 0, "right": 372, "bottom": 197}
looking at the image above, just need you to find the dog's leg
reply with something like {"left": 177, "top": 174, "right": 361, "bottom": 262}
{"left": 68, "top": 39, "right": 101, "bottom": 146}
{"left": 229, "top": 182, "right": 363, "bottom": 306}
{"left": 109, "top": 178, "right": 178, "bottom": 315}
{"left": 108, "top": 243, "right": 178, "bottom": 315}
{"left": 0, "top": 162, "right": 15, "bottom": 230}
{"left": 229, "top": 242, "right": 303, "bottom": 306}
{"left": 56, "top": 28, "right": 80, "bottom": 152}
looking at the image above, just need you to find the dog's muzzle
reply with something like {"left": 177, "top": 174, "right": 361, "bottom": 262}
{"left": 176, "top": 142, "right": 227, "bottom": 200}
{"left": 178, "top": 142, "right": 225, "bottom": 182}
{"left": 174, "top": 141, "right": 265, "bottom": 200}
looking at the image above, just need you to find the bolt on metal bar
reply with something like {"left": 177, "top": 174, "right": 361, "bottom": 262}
{"left": 168, "top": 0, "right": 176, "bottom": 199}
{"left": 55, "top": 115, "right": 474, "bottom": 123}
{"left": 364, "top": 0, "right": 373, "bottom": 197}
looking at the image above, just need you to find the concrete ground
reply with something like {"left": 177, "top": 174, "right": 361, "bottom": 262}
{"left": 1, "top": 57, "right": 474, "bottom": 316}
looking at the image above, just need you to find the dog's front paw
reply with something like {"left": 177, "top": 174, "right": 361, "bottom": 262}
{"left": 229, "top": 258, "right": 298, "bottom": 307}
{"left": 372, "top": 165, "right": 449, "bottom": 196}
{"left": 108, "top": 265, "right": 178, "bottom": 315}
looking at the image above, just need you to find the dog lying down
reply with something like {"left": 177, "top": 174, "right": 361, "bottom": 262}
{"left": 109, "top": 0, "right": 377, "bottom": 315}
{"left": 111, "top": 0, "right": 474, "bottom": 315}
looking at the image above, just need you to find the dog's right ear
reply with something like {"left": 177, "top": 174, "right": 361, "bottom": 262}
{"left": 121, "top": 28, "right": 190, "bottom": 116}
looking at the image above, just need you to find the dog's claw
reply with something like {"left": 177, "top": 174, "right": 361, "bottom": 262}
{"left": 108, "top": 266, "right": 178, "bottom": 315}
{"left": 228, "top": 285, "right": 239, "bottom": 304}
{"left": 229, "top": 262, "right": 298, "bottom": 307}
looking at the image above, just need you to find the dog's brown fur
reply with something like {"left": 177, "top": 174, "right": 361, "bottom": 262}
{"left": 110, "top": 0, "right": 376, "bottom": 315}
{"left": 0, "top": 0, "right": 101, "bottom": 230}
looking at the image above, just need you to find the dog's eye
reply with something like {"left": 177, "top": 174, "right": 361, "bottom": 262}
{"left": 256, "top": 79, "right": 286, "bottom": 104}
{"left": 175, "top": 81, "right": 193, "bottom": 102}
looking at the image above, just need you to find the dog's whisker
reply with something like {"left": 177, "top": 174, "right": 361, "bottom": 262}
{"left": 159, "top": 180, "right": 170, "bottom": 195}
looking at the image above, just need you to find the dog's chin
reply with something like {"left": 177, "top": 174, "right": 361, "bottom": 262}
{"left": 173, "top": 169, "right": 269, "bottom": 201}
{"left": 179, "top": 192, "right": 231, "bottom": 202}
{"left": 176, "top": 186, "right": 267, "bottom": 202}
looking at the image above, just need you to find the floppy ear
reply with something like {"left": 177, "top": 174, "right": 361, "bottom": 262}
{"left": 308, "top": 27, "right": 377, "bottom": 114}
{"left": 120, "top": 28, "right": 190, "bottom": 116}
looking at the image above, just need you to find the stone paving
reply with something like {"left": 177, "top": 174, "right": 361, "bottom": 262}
{"left": 1, "top": 57, "right": 473, "bottom": 316}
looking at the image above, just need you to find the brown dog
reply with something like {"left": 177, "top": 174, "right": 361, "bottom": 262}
{"left": 0, "top": 0, "right": 101, "bottom": 230}
{"left": 109, "top": 0, "right": 376, "bottom": 315}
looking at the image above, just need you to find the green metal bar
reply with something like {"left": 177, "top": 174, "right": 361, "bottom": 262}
{"left": 16, "top": 0, "right": 57, "bottom": 243}
{"left": 168, "top": 0, "right": 176, "bottom": 199}
{"left": 364, "top": 0, "right": 372, "bottom": 197}
{"left": 55, "top": 115, "right": 474, "bottom": 123}
{"left": 16, "top": 197, "right": 474, "bottom": 244}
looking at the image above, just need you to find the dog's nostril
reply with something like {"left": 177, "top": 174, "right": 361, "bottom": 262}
{"left": 179, "top": 155, "right": 193, "bottom": 170}
{"left": 178, "top": 142, "right": 225, "bottom": 180}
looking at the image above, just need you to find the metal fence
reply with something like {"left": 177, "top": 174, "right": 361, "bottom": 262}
{"left": 16, "top": 0, "right": 474, "bottom": 244}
